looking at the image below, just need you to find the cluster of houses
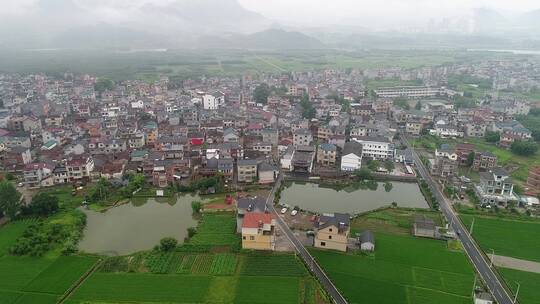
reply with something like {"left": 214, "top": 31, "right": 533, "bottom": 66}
{"left": 0, "top": 67, "right": 538, "bottom": 201}
{"left": 236, "top": 196, "right": 375, "bottom": 253}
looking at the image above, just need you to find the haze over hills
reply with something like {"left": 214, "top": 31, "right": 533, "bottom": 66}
{"left": 0, "top": 0, "right": 540, "bottom": 50}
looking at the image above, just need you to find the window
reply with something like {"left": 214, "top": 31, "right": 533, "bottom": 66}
{"left": 329, "top": 235, "right": 332, "bottom": 240}
{"left": 249, "top": 236, "right": 255, "bottom": 241}
{"left": 321, "top": 242, "right": 326, "bottom": 246}
{"left": 329, "top": 228, "right": 332, "bottom": 232}
{"left": 242, "top": 236, "right": 246, "bottom": 240}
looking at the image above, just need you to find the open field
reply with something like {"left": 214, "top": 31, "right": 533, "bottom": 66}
{"left": 350, "top": 208, "right": 443, "bottom": 236}
{"left": 311, "top": 233, "right": 474, "bottom": 304}
{"left": 460, "top": 214, "right": 540, "bottom": 262}
{"left": 500, "top": 268, "right": 540, "bottom": 304}
{"left": 0, "top": 220, "right": 97, "bottom": 304}
{"left": 62, "top": 211, "right": 324, "bottom": 304}
{"left": 0, "top": 49, "right": 499, "bottom": 82}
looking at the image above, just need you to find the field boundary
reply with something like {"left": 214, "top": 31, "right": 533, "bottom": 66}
{"left": 57, "top": 258, "right": 102, "bottom": 304}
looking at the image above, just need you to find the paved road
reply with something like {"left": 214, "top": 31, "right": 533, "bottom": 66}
{"left": 403, "top": 137, "right": 515, "bottom": 304}
{"left": 266, "top": 174, "right": 348, "bottom": 304}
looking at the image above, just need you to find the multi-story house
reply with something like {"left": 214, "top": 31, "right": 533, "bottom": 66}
{"left": 314, "top": 213, "right": 350, "bottom": 252}
{"left": 66, "top": 156, "right": 94, "bottom": 182}
{"left": 352, "top": 136, "right": 395, "bottom": 160}
{"left": 237, "top": 159, "right": 258, "bottom": 183}
{"left": 88, "top": 138, "right": 127, "bottom": 155}
{"left": 405, "top": 120, "right": 423, "bottom": 136}
{"left": 472, "top": 151, "right": 497, "bottom": 171}
{"left": 317, "top": 143, "right": 337, "bottom": 167}
{"left": 293, "top": 129, "right": 312, "bottom": 147}
{"left": 241, "top": 212, "right": 276, "bottom": 251}
{"left": 252, "top": 142, "right": 272, "bottom": 154}
{"left": 429, "top": 144, "right": 458, "bottom": 177}
{"left": 475, "top": 167, "right": 516, "bottom": 206}
{"left": 23, "top": 163, "right": 54, "bottom": 188}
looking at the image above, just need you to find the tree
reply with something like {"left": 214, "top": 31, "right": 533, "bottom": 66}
{"left": 466, "top": 151, "right": 475, "bottom": 167}
{"left": 354, "top": 168, "right": 372, "bottom": 180}
{"left": 0, "top": 180, "right": 22, "bottom": 219}
{"left": 24, "top": 193, "right": 59, "bottom": 216}
{"left": 485, "top": 131, "right": 500, "bottom": 143}
{"left": 94, "top": 78, "right": 114, "bottom": 93}
{"left": 511, "top": 140, "right": 539, "bottom": 156}
{"left": 253, "top": 84, "right": 270, "bottom": 104}
{"left": 159, "top": 237, "right": 178, "bottom": 252}
{"left": 414, "top": 101, "right": 422, "bottom": 110}
{"left": 300, "top": 94, "right": 315, "bottom": 119}
{"left": 383, "top": 160, "right": 395, "bottom": 172}
{"left": 367, "top": 160, "right": 380, "bottom": 171}
{"left": 393, "top": 98, "right": 410, "bottom": 110}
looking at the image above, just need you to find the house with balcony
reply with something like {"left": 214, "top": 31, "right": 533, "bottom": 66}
{"left": 237, "top": 159, "right": 258, "bottom": 183}
{"left": 475, "top": 167, "right": 517, "bottom": 206}
{"left": 317, "top": 143, "right": 337, "bottom": 167}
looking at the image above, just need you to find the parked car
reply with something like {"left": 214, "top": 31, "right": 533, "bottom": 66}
{"left": 291, "top": 210, "right": 298, "bottom": 216}
{"left": 280, "top": 207, "right": 288, "bottom": 214}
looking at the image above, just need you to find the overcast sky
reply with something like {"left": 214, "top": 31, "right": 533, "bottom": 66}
{"left": 2, "top": 0, "right": 540, "bottom": 30}
{"left": 239, "top": 0, "right": 540, "bottom": 28}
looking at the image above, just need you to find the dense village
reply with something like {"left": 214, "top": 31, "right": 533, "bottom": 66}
{"left": 1, "top": 55, "right": 540, "bottom": 304}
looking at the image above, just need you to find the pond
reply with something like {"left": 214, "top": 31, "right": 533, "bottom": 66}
{"left": 280, "top": 181, "right": 428, "bottom": 214}
{"left": 78, "top": 194, "right": 202, "bottom": 256}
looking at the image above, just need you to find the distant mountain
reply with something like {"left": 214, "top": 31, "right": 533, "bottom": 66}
{"left": 471, "top": 8, "right": 508, "bottom": 33}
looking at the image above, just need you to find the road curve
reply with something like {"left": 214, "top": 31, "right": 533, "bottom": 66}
{"left": 403, "top": 137, "right": 515, "bottom": 304}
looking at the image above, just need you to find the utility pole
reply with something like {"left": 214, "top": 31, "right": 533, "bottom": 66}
{"left": 489, "top": 249, "right": 495, "bottom": 268}
{"left": 514, "top": 282, "right": 520, "bottom": 304}
{"left": 470, "top": 217, "right": 475, "bottom": 235}
{"left": 471, "top": 275, "right": 477, "bottom": 298}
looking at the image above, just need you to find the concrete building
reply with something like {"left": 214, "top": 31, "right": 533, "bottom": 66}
{"left": 413, "top": 215, "right": 436, "bottom": 238}
{"left": 340, "top": 141, "right": 363, "bottom": 172}
{"left": 475, "top": 167, "right": 517, "bottom": 206}
{"left": 472, "top": 151, "right": 497, "bottom": 171}
{"left": 293, "top": 129, "right": 312, "bottom": 147}
{"left": 352, "top": 136, "right": 394, "bottom": 160}
{"left": 314, "top": 213, "right": 350, "bottom": 252}
{"left": 359, "top": 230, "right": 375, "bottom": 252}
{"left": 317, "top": 143, "right": 337, "bottom": 167}
{"left": 241, "top": 212, "right": 276, "bottom": 251}
{"left": 374, "top": 86, "right": 445, "bottom": 98}
{"left": 237, "top": 159, "right": 258, "bottom": 183}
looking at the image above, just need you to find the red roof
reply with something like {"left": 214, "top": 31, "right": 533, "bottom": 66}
{"left": 242, "top": 212, "right": 275, "bottom": 229}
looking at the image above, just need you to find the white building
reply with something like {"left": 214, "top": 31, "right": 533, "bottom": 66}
{"left": 341, "top": 141, "right": 363, "bottom": 172}
{"left": 202, "top": 94, "right": 218, "bottom": 110}
{"left": 374, "top": 86, "right": 445, "bottom": 98}
{"left": 352, "top": 136, "right": 395, "bottom": 160}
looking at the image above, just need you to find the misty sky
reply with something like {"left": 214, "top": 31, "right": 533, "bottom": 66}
{"left": 2, "top": 0, "right": 540, "bottom": 30}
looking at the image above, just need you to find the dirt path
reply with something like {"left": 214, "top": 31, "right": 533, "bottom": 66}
{"left": 492, "top": 254, "right": 540, "bottom": 273}
{"left": 57, "top": 259, "right": 102, "bottom": 304}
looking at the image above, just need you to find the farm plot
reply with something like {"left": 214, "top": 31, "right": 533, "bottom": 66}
{"left": 240, "top": 254, "right": 306, "bottom": 277}
{"left": 0, "top": 255, "right": 55, "bottom": 291}
{"left": 311, "top": 233, "right": 474, "bottom": 304}
{"left": 500, "top": 268, "right": 540, "bottom": 304}
{"left": 210, "top": 253, "right": 237, "bottom": 275}
{"left": 69, "top": 273, "right": 212, "bottom": 303}
{"left": 191, "top": 254, "right": 214, "bottom": 274}
{"left": 461, "top": 214, "right": 540, "bottom": 262}
{"left": 23, "top": 255, "right": 98, "bottom": 295}
{"left": 189, "top": 213, "right": 240, "bottom": 247}
{"left": 234, "top": 276, "right": 300, "bottom": 304}
{"left": 145, "top": 252, "right": 184, "bottom": 274}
